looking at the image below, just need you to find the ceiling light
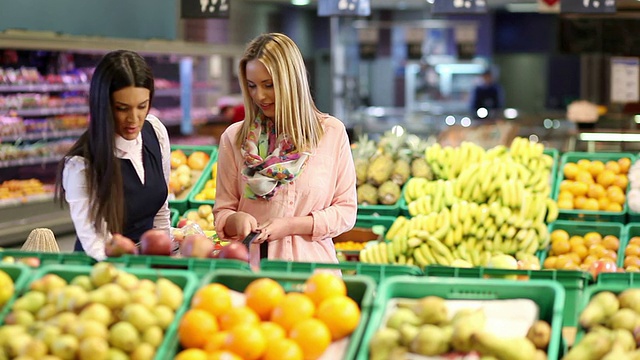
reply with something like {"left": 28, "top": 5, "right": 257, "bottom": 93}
{"left": 426, "top": 0, "right": 435, "bottom": 3}
{"left": 291, "top": 0, "right": 310, "bottom": 5}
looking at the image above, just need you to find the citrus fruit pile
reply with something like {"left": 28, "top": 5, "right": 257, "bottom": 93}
{"left": 176, "top": 272, "right": 361, "bottom": 360}
{"left": 543, "top": 229, "right": 619, "bottom": 271}
{"left": 557, "top": 158, "right": 631, "bottom": 212}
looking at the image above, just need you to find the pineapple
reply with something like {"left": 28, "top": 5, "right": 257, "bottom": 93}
{"left": 357, "top": 183, "right": 379, "bottom": 205}
{"left": 351, "top": 135, "right": 377, "bottom": 186}
{"left": 406, "top": 134, "right": 434, "bottom": 180}
{"left": 367, "top": 131, "right": 403, "bottom": 186}
{"left": 378, "top": 180, "right": 401, "bottom": 205}
{"left": 390, "top": 151, "right": 412, "bottom": 186}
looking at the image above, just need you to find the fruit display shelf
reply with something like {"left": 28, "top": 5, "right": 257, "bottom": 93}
{"left": 423, "top": 265, "right": 591, "bottom": 327}
{"left": 355, "top": 276, "right": 565, "bottom": 360}
{"left": 104, "top": 254, "right": 251, "bottom": 279}
{"left": 260, "top": 259, "right": 422, "bottom": 284}
{"left": 168, "top": 145, "right": 218, "bottom": 213}
{"left": 553, "top": 151, "right": 636, "bottom": 223}
{"left": 159, "top": 269, "right": 376, "bottom": 360}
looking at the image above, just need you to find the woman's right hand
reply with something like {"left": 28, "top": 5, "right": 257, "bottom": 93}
{"left": 226, "top": 212, "right": 258, "bottom": 239}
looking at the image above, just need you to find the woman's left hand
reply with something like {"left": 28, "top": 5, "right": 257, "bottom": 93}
{"left": 254, "top": 218, "right": 289, "bottom": 243}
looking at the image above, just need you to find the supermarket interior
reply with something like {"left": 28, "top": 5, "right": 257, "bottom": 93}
{"left": 4, "top": 0, "right": 640, "bottom": 359}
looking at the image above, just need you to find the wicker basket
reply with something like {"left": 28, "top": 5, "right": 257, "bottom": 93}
{"left": 21, "top": 228, "right": 60, "bottom": 253}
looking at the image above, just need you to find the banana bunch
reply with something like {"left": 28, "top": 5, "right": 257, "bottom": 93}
{"left": 404, "top": 178, "right": 458, "bottom": 216}
{"left": 425, "top": 141, "right": 487, "bottom": 180}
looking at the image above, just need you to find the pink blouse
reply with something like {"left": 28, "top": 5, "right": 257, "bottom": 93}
{"left": 213, "top": 115, "right": 357, "bottom": 268}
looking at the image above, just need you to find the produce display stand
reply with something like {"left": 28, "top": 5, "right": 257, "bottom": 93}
{"left": 0, "top": 249, "right": 96, "bottom": 267}
{"left": 334, "top": 215, "right": 396, "bottom": 261}
{"left": 355, "top": 276, "right": 566, "bottom": 360}
{"left": 168, "top": 145, "right": 218, "bottom": 213}
{"left": 260, "top": 259, "right": 423, "bottom": 283}
{"left": 105, "top": 254, "right": 252, "bottom": 278}
{"left": 553, "top": 151, "right": 635, "bottom": 223}
{"left": 158, "top": 269, "right": 376, "bottom": 360}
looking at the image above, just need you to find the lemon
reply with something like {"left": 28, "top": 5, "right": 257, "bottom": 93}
{"left": 0, "top": 269, "right": 15, "bottom": 307}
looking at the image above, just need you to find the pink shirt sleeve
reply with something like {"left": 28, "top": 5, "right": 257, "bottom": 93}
{"left": 213, "top": 123, "right": 243, "bottom": 241}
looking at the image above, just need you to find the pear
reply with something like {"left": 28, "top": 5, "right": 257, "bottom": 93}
{"left": 55, "top": 285, "right": 89, "bottom": 312}
{"left": 563, "top": 331, "right": 613, "bottom": 360}
{"left": 137, "top": 279, "right": 157, "bottom": 293}
{"left": 369, "top": 327, "right": 401, "bottom": 360}
{"left": 534, "top": 349, "right": 548, "bottom": 360}
{"left": 115, "top": 271, "right": 140, "bottom": 290}
{"left": 18, "top": 338, "right": 48, "bottom": 358}
{"left": 412, "top": 296, "right": 448, "bottom": 325}
{"left": 50, "top": 334, "right": 79, "bottom": 360}
{"left": 107, "top": 348, "right": 129, "bottom": 360}
{"left": 6, "top": 333, "right": 32, "bottom": 358}
{"left": 130, "top": 288, "right": 157, "bottom": 309}
{"left": 619, "top": 289, "right": 640, "bottom": 314}
{"left": 526, "top": 320, "right": 552, "bottom": 350}
{"left": 609, "top": 309, "right": 638, "bottom": 332}
{"left": 70, "top": 275, "right": 94, "bottom": 292}
{"left": 156, "top": 278, "right": 183, "bottom": 311}
{"left": 451, "top": 308, "right": 486, "bottom": 353}
{"left": 612, "top": 328, "right": 636, "bottom": 352}
{"left": 90, "top": 262, "right": 119, "bottom": 287}
{"left": 142, "top": 326, "right": 164, "bottom": 347}
{"left": 386, "top": 307, "right": 421, "bottom": 330}
{"left": 0, "top": 325, "right": 26, "bottom": 348}
{"left": 78, "top": 336, "right": 109, "bottom": 360}
{"left": 152, "top": 305, "right": 175, "bottom": 330}
{"left": 410, "top": 324, "right": 452, "bottom": 356}
{"left": 471, "top": 331, "right": 536, "bottom": 360}
{"left": 70, "top": 319, "right": 109, "bottom": 340}
{"left": 580, "top": 292, "right": 620, "bottom": 329}
{"left": 79, "top": 303, "right": 113, "bottom": 326}
{"left": 47, "top": 312, "right": 78, "bottom": 332}
{"left": 398, "top": 323, "right": 419, "bottom": 347}
{"left": 89, "top": 283, "right": 130, "bottom": 310}
{"left": 35, "top": 304, "right": 58, "bottom": 321}
{"left": 12, "top": 291, "right": 46, "bottom": 313}
{"left": 4, "top": 310, "right": 35, "bottom": 326}
{"left": 33, "top": 324, "right": 62, "bottom": 349}
{"left": 30, "top": 274, "right": 67, "bottom": 293}
{"left": 601, "top": 345, "right": 634, "bottom": 360}
{"left": 109, "top": 321, "right": 141, "bottom": 352}
{"left": 120, "top": 303, "right": 157, "bottom": 332}
{"left": 130, "top": 342, "right": 155, "bottom": 360}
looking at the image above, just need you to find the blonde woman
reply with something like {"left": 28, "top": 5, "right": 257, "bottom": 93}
{"left": 213, "top": 33, "right": 357, "bottom": 267}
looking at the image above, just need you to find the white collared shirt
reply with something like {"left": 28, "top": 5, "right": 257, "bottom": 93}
{"left": 62, "top": 114, "right": 171, "bottom": 260}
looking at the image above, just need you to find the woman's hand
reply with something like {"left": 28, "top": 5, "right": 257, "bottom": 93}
{"left": 254, "top": 217, "right": 290, "bottom": 243}
{"left": 226, "top": 212, "right": 258, "bottom": 239}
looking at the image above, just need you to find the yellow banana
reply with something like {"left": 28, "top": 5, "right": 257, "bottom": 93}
{"left": 545, "top": 198, "right": 559, "bottom": 223}
{"left": 385, "top": 216, "right": 407, "bottom": 241}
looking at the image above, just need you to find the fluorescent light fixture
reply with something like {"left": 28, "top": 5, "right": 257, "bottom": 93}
{"left": 426, "top": 0, "right": 435, "bottom": 3}
{"left": 504, "top": 108, "right": 518, "bottom": 119}
{"left": 635, "top": 115, "right": 640, "bottom": 123}
{"left": 292, "top": 0, "right": 310, "bottom": 5}
{"left": 505, "top": 3, "right": 539, "bottom": 12}
{"left": 579, "top": 133, "right": 640, "bottom": 142}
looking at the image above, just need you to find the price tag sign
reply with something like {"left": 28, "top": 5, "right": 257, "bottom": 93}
{"left": 318, "top": 0, "right": 371, "bottom": 17}
{"left": 560, "top": 0, "right": 616, "bottom": 13}
{"left": 181, "top": 0, "right": 230, "bottom": 19}
{"left": 610, "top": 57, "right": 639, "bottom": 103}
{"left": 432, "top": 0, "right": 488, "bottom": 14}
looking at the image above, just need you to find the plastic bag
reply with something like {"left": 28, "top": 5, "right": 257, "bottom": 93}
{"left": 170, "top": 222, "right": 206, "bottom": 255}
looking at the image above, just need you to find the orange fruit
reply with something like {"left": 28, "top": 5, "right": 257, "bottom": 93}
{"left": 625, "top": 244, "right": 640, "bottom": 257}
{"left": 550, "top": 229, "right": 570, "bottom": 244}
{"left": 571, "top": 244, "right": 589, "bottom": 261}
{"left": 190, "top": 283, "right": 232, "bottom": 317}
{"left": 602, "top": 235, "right": 620, "bottom": 251}
{"left": 607, "top": 190, "right": 626, "bottom": 206}
{"left": 589, "top": 160, "right": 606, "bottom": 177}
{"left": 573, "top": 195, "right": 588, "bottom": 209}
{"left": 582, "top": 198, "right": 600, "bottom": 211}
{"left": 587, "top": 183, "right": 606, "bottom": 199}
{"left": 608, "top": 185, "right": 625, "bottom": 195}
{"left": 605, "top": 160, "right": 621, "bottom": 175}
{"left": 584, "top": 232, "right": 603, "bottom": 247}
{"left": 558, "top": 191, "right": 574, "bottom": 202}
{"left": 571, "top": 182, "right": 589, "bottom": 197}
{"left": 606, "top": 202, "right": 623, "bottom": 212}
{"left": 627, "top": 266, "right": 640, "bottom": 272}
{"left": 597, "top": 170, "right": 616, "bottom": 188}
{"left": 554, "top": 255, "right": 575, "bottom": 270}
{"left": 575, "top": 170, "right": 595, "bottom": 185}
{"left": 271, "top": 292, "right": 316, "bottom": 332}
{"left": 289, "top": 318, "right": 332, "bottom": 360}
{"left": 613, "top": 175, "right": 629, "bottom": 190}
{"left": 618, "top": 158, "right": 632, "bottom": 174}
{"left": 557, "top": 198, "right": 574, "bottom": 210}
{"left": 218, "top": 306, "right": 260, "bottom": 331}
{"left": 598, "top": 197, "right": 611, "bottom": 211}
{"left": 562, "top": 261, "right": 580, "bottom": 270}
{"left": 589, "top": 244, "right": 608, "bottom": 259}
{"left": 303, "top": 272, "right": 347, "bottom": 306}
{"left": 583, "top": 255, "right": 599, "bottom": 267}
{"left": 245, "top": 278, "right": 286, "bottom": 320}
{"left": 629, "top": 237, "right": 640, "bottom": 246}
{"left": 262, "top": 338, "right": 304, "bottom": 360}
{"left": 208, "top": 351, "right": 242, "bottom": 360}
{"left": 178, "top": 309, "right": 218, "bottom": 349}
{"left": 566, "top": 252, "right": 582, "bottom": 265}
{"left": 559, "top": 180, "right": 574, "bottom": 192}
{"left": 564, "top": 163, "right": 579, "bottom": 180}
{"left": 259, "top": 321, "right": 287, "bottom": 343}
{"left": 223, "top": 323, "right": 267, "bottom": 360}
{"left": 577, "top": 159, "right": 591, "bottom": 171}
{"left": 204, "top": 331, "right": 229, "bottom": 353}
{"left": 569, "top": 236, "right": 585, "bottom": 248}
{"left": 543, "top": 256, "right": 557, "bottom": 269}
{"left": 175, "top": 348, "right": 208, "bottom": 360}
{"left": 316, "top": 295, "right": 361, "bottom": 340}
{"left": 551, "top": 240, "right": 571, "bottom": 256}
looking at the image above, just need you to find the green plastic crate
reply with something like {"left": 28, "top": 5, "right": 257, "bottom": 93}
{"left": 176, "top": 208, "right": 215, "bottom": 233}
{"left": 423, "top": 265, "right": 590, "bottom": 327}
{"left": 355, "top": 276, "right": 565, "bottom": 360}
{"left": 260, "top": 260, "right": 422, "bottom": 283}
{"left": 618, "top": 223, "right": 640, "bottom": 269}
{"left": 187, "top": 159, "right": 217, "bottom": 208}
{"left": 333, "top": 215, "right": 397, "bottom": 261}
{"left": 544, "top": 220, "right": 624, "bottom": 265}
{"left": 597, "top": 271, "right": 640, "bottom": 285}
{"left": 169, "top": 145, "right": 218, "bottom": 213}
{"left": 545, "top": 148, "right": 560, "bottom": 198}
{"left": 105, "top": 254, "right": 251, "bottom": 278}
{"left": 573, "top": 283, "right": 640, "bottom": 345}
{"left": 357, "top": 203, "right": 400, "bottom": 217}
{"left": 0, "top": 249, "right": 96, "bottom": 267}
{"left": 170, "top": 207, "right": 179, "bottom": 227}
{"left": 0, "top": 263, "right": 200, "bottom": 351}
{"left": 157, "top": 269, "right": 376, "bottom": 360}
{"left": 0, "top": 262, "right": 32, "bottom": 322}
{"left": 553, "top": 152, "right": 635, "bottom": 222}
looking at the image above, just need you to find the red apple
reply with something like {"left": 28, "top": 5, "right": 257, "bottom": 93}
{"left": 139, "top": 229, "right": 172, "bottom": 256}
{"left": 588, "top": 260, "right": 617, "bottom": 280}
{"left": 19, "top": 257, "right": 41, "bottom": 268}
{"left": 181, "top": 234, "right": 214, "bottom": 258}
{"left": 218, "top": 241, "right": 249, "bottom": 262}
{"left": 177, "top": 219, "right": 189, "bottom": 228}
{"left": 106, "top": 233, "right": 138, "bottom": 257}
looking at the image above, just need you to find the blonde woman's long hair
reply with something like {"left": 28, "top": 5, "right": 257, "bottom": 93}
{"left": 235, "top": 33, "right": 324, "bottom": 152}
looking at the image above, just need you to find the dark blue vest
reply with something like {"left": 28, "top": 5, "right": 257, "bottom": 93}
{"left": 74, "top": 120, "right": 168, "bottom": 251}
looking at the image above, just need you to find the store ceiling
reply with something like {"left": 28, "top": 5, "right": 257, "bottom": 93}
{"left": 247, "top": 0, "right": 640, "bottom": 11}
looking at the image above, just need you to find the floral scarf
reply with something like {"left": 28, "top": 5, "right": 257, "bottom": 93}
{"left": 241, "top": 116, "right": 309, "bottom": 199}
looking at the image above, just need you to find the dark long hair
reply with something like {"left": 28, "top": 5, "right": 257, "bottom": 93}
{"left": 55, "top": 50, "right": 155, "bottom": 234}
